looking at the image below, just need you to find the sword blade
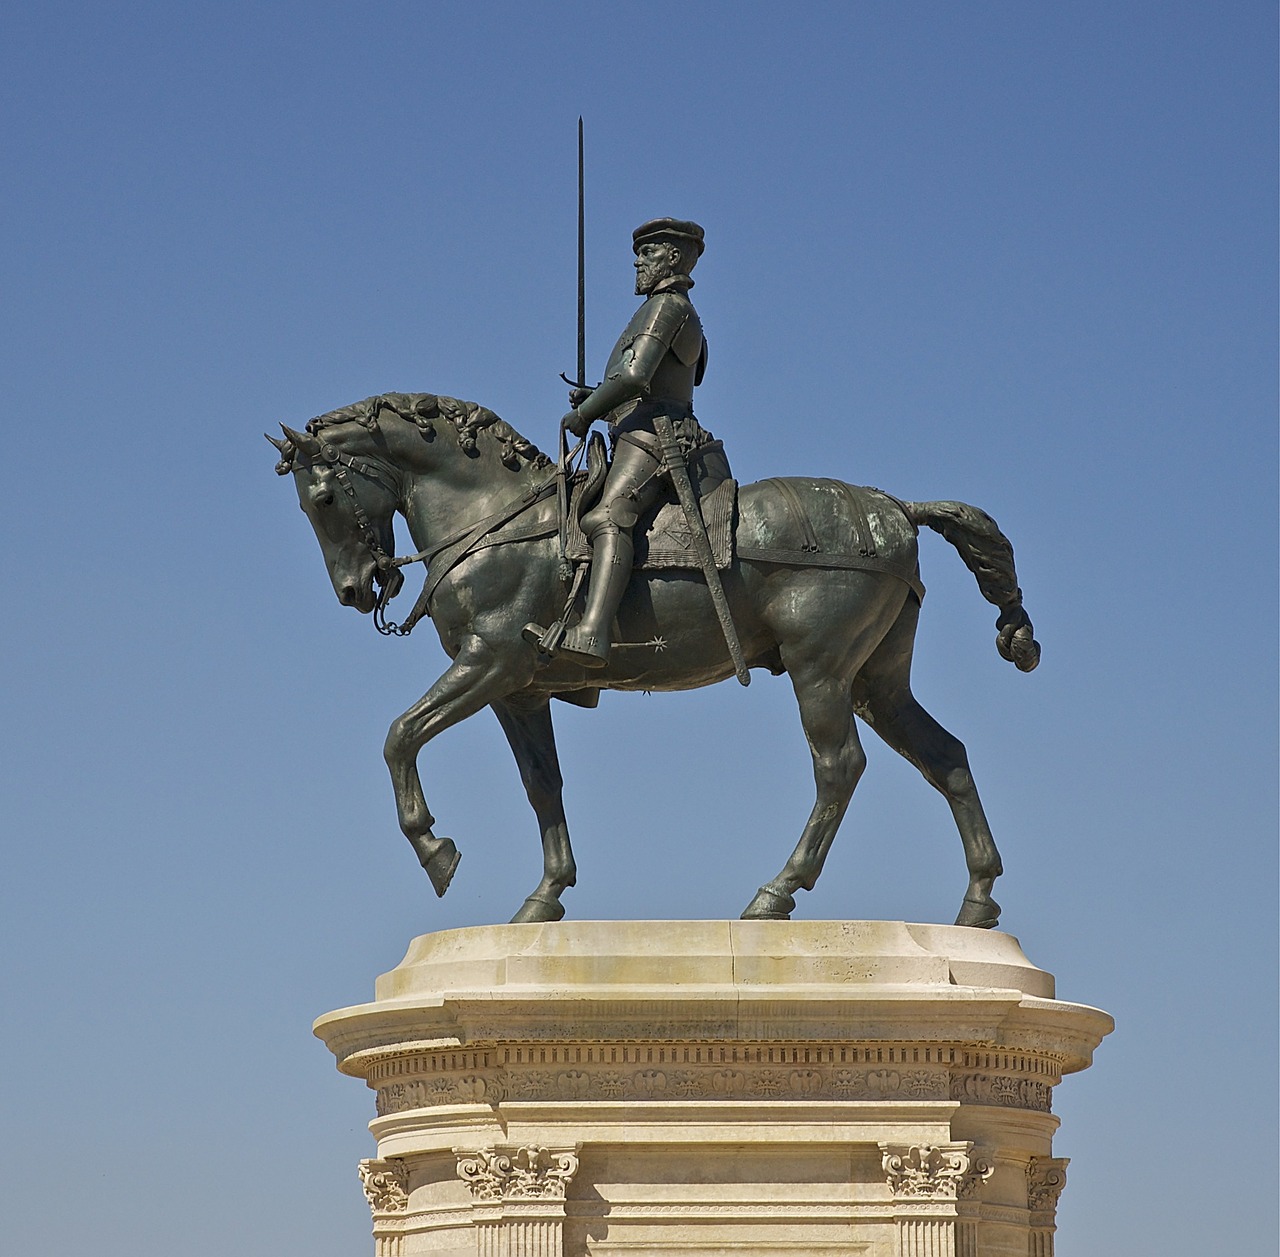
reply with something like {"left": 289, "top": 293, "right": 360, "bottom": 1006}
{"left": 576, "top": 116, "right": 586, "bottom": 387}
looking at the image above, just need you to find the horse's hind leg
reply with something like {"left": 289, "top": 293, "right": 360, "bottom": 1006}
{"left": 852, "top": 602, "right": 1004, "bottom": 928}
{"left": 741, "top": 670, "right": 868, "bottom": 920}
{"left": 491, "top": 696, "right": 577, "bottom": 923}
{"left": 860, "top": 691, "right": 1004, "bottom": 928}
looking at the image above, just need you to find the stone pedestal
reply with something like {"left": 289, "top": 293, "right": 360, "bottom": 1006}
{"left": 316, "top": 921, "right": 1110, "bottom": 1257}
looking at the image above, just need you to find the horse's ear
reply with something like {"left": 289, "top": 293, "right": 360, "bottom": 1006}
{"left": 265, "top": 432, "right": 289, "bottom": 453}
{"left": 281, "top": 423, "right": 321, "bottom": 458}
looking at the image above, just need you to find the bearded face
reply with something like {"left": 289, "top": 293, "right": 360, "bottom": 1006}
{"left": 634, "top": 240, "right": 685, "bottom": 295}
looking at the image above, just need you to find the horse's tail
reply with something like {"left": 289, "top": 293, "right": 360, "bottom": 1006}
{"left": 902, "top": 500, "right": 1041, "bottom": 672}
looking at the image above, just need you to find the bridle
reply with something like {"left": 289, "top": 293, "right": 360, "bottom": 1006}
{"left": 307, "top": 436, "right": 559, "bottom": 638}
{"left": 311, "top": 439, "right": 416, "bottom": 636}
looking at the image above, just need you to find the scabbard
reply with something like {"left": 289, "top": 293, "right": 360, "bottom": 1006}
{"left": 652, "top": 413, "right": 750, "bottom": 686}
{"left": 557, "top": 418, "right": 569, "bottom": 568}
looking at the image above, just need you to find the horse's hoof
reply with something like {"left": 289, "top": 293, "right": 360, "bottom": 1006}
{"left": 422, "top": 837, "right": 461, "bottom": 898}
{"left": 954, "top": 895, "right": 1000, "bottom": 929}
{"left": 741, "top": 885, "right": 796, "bottom": 920}
{"left": 510, "top": 893, "right": 566, "bottom": 924}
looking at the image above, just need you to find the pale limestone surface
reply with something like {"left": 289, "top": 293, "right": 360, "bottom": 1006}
{"left": 317, "top": 921, "right": 1111, "bottom": 1257}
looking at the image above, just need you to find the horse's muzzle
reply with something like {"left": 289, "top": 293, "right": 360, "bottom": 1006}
{"left": 339, "top": 575, "right": 378, "bottom": 613}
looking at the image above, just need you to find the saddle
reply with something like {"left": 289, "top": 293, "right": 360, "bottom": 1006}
{"left": 562, "top": 432, "right": 736, "bottom": 572}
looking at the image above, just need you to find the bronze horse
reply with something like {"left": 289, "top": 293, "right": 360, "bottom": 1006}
{"left": 271, "top": 392, "right": 1040, "bottom": 927}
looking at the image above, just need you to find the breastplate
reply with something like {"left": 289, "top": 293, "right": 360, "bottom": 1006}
{"left": 643, "top": 352, "right": 697, "bottom": 408}
{"left": 602, "top": 292, "right": 704, "bottom": 412}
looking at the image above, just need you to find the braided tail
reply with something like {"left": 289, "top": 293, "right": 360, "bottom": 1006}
{"left": 903, "top": 500, "right": 1041, "bottom": 672}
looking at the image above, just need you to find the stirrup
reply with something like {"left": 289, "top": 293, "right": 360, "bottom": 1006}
{"left": 522, "top": 562, "right": 590, "bottom": 659}
{"left": 522, "top": 621, "right": 562, "bottom": 654}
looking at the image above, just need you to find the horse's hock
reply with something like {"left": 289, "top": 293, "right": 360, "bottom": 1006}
{"left": 316, "top": 921, "right": 1110, "bottom": 1256}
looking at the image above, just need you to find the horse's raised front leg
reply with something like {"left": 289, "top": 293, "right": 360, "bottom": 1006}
{"left": 742, "top": 670, "right": 867, "bottom": 920}
{"left": 491, "top": 696, "right": 577, "bottom": 923}
{"left": 384, "top": 634, "right": 533, "bottom": 897}
{"left": 851, "top": 601, "right": 1004, "bottom": 928}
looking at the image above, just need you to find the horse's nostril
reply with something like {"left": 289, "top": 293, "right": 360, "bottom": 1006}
{"left": 339, "top": 584, "right": 356, "bottom": 605}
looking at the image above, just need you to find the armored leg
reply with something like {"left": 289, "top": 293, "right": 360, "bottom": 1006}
{"left": 556, "top": 439, "right": 665, "bottom": 669}
{"left": 557, "top": 530, "right": 633, "bottom": 667}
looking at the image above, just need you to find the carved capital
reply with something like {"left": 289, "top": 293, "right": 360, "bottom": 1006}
{"left": 880, "top": 1142, "right": 994, "bottom": 1201}
{"left": 1027, "top": 1157, "right": 1069, "bottom": 1214}
{"left": 358, "top": 1158, "right": 410, "bottom": 1214}
{"left": 455, "top": 1145, "right": 580, "bottom": 1202}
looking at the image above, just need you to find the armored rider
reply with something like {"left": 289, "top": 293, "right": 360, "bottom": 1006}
{"left": 537, "top": 216, "right": 717, "bottom": 669}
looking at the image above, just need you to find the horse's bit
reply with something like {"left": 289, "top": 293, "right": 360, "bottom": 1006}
{"left": 312, "top": 440, "right": 414, "bottom": 636}
{"left": 314, "top": 439, "right": 557, "bottom": 638}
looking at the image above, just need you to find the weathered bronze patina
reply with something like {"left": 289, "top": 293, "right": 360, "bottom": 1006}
{"left": 271, "top": 221, "right": 1040, "bottom": 926}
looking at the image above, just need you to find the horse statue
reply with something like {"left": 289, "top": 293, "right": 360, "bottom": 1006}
{"left": 269, "top": 391, "right": 1040, "bottom": 928}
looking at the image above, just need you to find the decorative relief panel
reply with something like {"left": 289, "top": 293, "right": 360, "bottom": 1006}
{"left": 951, "top": 1072, "right": 1052, "bottom": 1112}
{"left": 373, "top": 1051, "right": 1054, "bottom": 1115}
{"left": 358, "top": 1158, "right": 410, "bottom": 1214}
{"left": 881, "top": 1143, "right": 994, "bottom": 1201}
{"left": 369, "top": 1042, "right": 1060, "bottom": 1116}
{"left": 368, "top": 1041, "right": 969, "bottom": 1085}
{"left": 455, "top": 1146, "right": 579, "bottom": 1202}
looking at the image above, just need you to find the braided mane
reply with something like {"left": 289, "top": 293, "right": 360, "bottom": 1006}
{"left": 303, "top": 392, "right": 551, "bottom": 471}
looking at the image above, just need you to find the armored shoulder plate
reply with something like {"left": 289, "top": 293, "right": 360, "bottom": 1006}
{"left": 624, "top": 294, "right": 701, "bottom": 354}
{"left": 671, "top": 304, "right": 704, "bottom": 368}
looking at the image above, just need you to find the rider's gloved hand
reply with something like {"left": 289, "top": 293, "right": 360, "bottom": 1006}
{"left": 568, "top": 386, "right": 594, "bottom": 408}
{"left": 563, "top": 408, "right": 592, "bottom": 439}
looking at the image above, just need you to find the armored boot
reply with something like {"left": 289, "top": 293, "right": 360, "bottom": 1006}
{"left": 557, "top": 527, "right": 633, "bottom": 668}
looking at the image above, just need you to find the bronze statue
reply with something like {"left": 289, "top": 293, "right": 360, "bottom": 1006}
{"left": 270, "top": 284, "right": 1041, "bottom": 926}
{"left": 523, "top": 218, "right": 724, "bottom": 671}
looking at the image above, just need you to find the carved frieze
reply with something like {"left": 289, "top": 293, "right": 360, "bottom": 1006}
{"left": 881, "top": 1143, "right": 994, "bottom": 1201}
{"left": 951, "top": 1072, "right": 1052, "bottom": 1112}
{"left": 370, "top": 1040, "right": 1058, "bottom": 1116}
{"left": 358, "top": 1158, "right": 410, "bottom": 1214}
{"left": 455, "top": 1146, "right": 579, "bottom": 1202}
{"left": 372, "top": 1051, "right": 1054, "bottom": 1114}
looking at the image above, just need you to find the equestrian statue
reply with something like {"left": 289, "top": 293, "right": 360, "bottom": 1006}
{"left": 269, "top": 216, "right": 1041, "bottom": 927}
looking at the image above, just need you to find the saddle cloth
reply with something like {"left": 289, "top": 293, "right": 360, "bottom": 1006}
{"left": 564, "top": 477, "right": 736, "bottom": 572}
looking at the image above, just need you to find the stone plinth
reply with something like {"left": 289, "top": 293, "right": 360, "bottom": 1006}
{"left": 316, "top": 921, "right": 1111, "bottom": 1257}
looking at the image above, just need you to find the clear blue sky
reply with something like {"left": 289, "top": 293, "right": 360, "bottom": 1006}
{"left": 2, "top": 3, "right": 1275, "bottom": 1254}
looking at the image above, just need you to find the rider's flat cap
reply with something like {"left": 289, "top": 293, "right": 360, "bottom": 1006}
{"left": 633, "top": 217, "right": 705, "bottom": 256}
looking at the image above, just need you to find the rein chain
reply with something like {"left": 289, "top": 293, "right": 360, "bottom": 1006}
{"left": 317, "top": 439, "right": 554, "bottom": 638}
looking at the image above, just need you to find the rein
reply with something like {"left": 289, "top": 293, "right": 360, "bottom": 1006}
{"left": 316, "top": 438, "right": 556, "bottom": 638}
{"left": 313, "top": 439, "right": 408, "bottom": 635}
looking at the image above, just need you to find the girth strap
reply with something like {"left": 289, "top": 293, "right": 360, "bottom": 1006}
{"left": 736, "top": 545, "right": 925, "bottom": 602}
{"left": 394, "top": 478, "right": 558, "bottom": 633}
